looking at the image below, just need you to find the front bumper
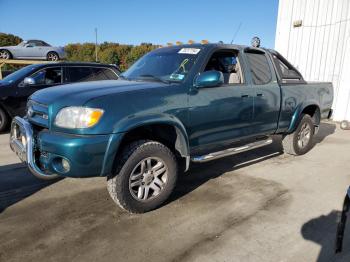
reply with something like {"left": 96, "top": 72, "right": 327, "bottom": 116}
{"left": 10, "top": 117, "right": 122, "bottom": 179}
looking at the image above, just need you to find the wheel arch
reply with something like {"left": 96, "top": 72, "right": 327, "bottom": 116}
{"left": 287, "top": 102, "right": 321, "bottom": 133}
{"left": 0, "top": 102, "right": 12, "bottom": 118}
{"left": 104, "top": 114, "right": 190, "bottom": 176}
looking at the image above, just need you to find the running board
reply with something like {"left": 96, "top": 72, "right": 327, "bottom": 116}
{"left": 191, "top": 138, "right": 273, "bottom": 163}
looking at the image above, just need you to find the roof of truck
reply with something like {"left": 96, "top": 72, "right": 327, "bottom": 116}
{"left": 159, "top": 43, "right": 267, "bottom": 53}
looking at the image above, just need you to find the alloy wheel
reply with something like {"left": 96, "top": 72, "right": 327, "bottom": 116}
{"left": 0, "top": 50, "right": 10, "bottom": 59}
{"left": 47, "top": 53, "right": 58, "bottom": 61}
{"left": 129, "top": 157, "right": 168, "bottom": 201}
{"left": 297, "top": 122, "right": 311, "bottom": 148}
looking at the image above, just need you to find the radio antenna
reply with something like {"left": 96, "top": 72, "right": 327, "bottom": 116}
{"left": 231, "top": 22, "right": 242, "bottom": 44}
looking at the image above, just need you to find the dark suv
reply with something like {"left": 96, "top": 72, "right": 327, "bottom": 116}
{"left": 0, "top": 62, "right": 120, "bottom": 131}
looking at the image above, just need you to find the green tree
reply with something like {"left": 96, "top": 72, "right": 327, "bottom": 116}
{"left": 126, "top": 45, "right": 157, "bottom": 69}
{"left": 99, "top": 47, "right": 120, "bottom": 65}
{"left": 0, "top": 32, "right": 22, "bottom": 47}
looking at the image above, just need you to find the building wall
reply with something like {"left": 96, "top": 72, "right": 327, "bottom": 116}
{"left": 275, "top": 0, "right": 350, "bottom": 121}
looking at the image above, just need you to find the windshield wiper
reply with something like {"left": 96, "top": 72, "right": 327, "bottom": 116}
{"left": 137, "top": 74, "right": 171, "bottom": 84}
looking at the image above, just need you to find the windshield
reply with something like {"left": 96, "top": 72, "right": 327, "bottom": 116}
{"left": 1, "top": 65, "right": 39, "bottom": 84}
{"left": 17, "top": 41, "right": 27, "bottom": 47}
{"left": 121, "top": 47, "right": 201, "bottom": 83}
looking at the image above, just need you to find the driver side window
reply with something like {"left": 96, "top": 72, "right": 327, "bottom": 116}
{"left": 30, "top": 67, "right": 62, "bottom": 86}
{"left": 204, "top": 50, "right": 244, "bottom": 85}
{"left": 26, "top": 41, "right": 37, "bottom": 47}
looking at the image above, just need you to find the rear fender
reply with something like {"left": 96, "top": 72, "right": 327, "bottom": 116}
{"left": 287, "top": 101, "right": 320, "bottom": 133}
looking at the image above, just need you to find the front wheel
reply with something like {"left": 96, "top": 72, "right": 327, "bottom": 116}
{"left": 107, "top": 140, "right": 178, "bottom": 213}
{"left": 282, "top": 114, "right": 315, "bottom": 155}
{"left": 0, "top": 49, "right": 11, "bottom": 60}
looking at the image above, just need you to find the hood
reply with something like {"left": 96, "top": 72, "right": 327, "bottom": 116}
{"left": 0, "top": 80, "right": 10, "bottom": 89}
{"left": 30, "top": 80, "right": 168, "bottom": 106}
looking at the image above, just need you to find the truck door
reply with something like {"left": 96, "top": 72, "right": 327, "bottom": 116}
{"left": 244, "top": 49, "right": 281, "bottom": 135}
{"left": 188, "top": 49, "right": 254, "bottom": 155}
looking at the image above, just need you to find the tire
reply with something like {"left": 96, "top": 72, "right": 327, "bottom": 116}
{"left": 340, "top": 120, "right": 349, "bottom": 130}
{"left": 282, "top": 114, "right": 315, "bottom": 155}
{"left": 107, "top": 140, "right": 178, "bottom": 213}
{"left": 0, "top": 49, "right": 11, "bottom": 60}
{"left": 47, "top": 51, "right": 59, "bottom": 61}
{"left": 0, "top": 108, "right": 9, "bottom": 133}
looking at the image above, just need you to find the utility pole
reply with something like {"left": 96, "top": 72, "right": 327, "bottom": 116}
{"left": 95, "top": 28, "right": 98, "bottom": 62}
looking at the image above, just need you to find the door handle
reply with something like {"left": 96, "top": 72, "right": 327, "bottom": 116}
{"left": 241, "top": 94, "right": 249, "bottom": 98}
{"left": 257, "top": 93, "right": 264, "bottom": 97}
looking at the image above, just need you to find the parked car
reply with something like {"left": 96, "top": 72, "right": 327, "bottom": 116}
{"left": 9, "top": 43, "right": 333, "bottom": 213}
{"left": 0, "top": 40, "right": 65, "bottom": 61}
{"left": 0, "top": 62, "right": 120, "bottom": 131}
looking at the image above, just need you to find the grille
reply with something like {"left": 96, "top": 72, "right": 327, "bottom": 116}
{"left": 27, "top": 100, "right": 49, "bottom": 128}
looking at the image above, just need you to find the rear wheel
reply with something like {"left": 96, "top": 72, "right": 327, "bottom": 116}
{"left": 0, "top": 50, "right": 11, "bottom": 60}
{"left": 282, "top": 114, "right": 315, "bottom": 155}
{"left": 47, "top": 52, "right": 59, "bottom": 61}
{"left": 107, "top": 140, "right": 178, "bottom": 213}
{"left": 0, "top": 108, "right": 9, "bottom": 133}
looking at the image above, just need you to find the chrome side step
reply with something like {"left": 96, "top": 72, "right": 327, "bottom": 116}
{"left": 191, "top": 137, "right": 273, "bottom": 163}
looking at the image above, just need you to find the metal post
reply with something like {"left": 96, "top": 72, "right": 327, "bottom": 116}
{"left": 95, "top": 28, "right": 98, "bottom": 62}
{"left": 0, "top": 62, "right": 4, "bottom": 79}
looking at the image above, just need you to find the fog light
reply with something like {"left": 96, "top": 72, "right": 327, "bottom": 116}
{"left": 61, "top": 158, "right": 70, "bottom": 172}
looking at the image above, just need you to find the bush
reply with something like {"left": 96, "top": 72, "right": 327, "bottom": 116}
{"left": 1, "top": 32, "right": 160, "bottom": 71}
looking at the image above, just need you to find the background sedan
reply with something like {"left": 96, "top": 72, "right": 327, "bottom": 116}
{"left": 0, "top": 40, "right": 65, "bottom": 61}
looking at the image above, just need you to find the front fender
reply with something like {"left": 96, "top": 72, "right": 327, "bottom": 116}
{"left": 114, "top": 113, "right": 190, "bottom": 158}
{"left": 101, "top": 114, "right": 191, "bottom": 176}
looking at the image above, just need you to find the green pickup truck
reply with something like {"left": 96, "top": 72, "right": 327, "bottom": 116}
{"left": 10, "top": 43, "right": 333, "bottom": 213}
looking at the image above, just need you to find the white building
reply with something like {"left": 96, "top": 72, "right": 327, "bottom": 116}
{"left": 275, "top": 0, "right": 350, "bottom": 121}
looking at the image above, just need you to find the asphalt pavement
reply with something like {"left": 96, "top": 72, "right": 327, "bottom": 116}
{"left": 0, "top": 121, "right": 350, "bottom": 262}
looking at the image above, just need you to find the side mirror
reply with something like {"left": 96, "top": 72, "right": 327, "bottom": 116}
{"left": 194, "top": 70, "right": 224, "bottom": 88}
{"left": 23, "top": 77, "right": 35, "bottom": 86}
{"left": 25, "top": 44, "right": 33, "bottom": 48}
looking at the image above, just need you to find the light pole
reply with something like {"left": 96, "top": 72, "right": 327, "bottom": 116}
{"left": 95, "top": 28, "right": 98, "bottom": 62}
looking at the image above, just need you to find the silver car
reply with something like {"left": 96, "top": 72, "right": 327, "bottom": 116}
{"left": 0, "top": 40, "right": 66, "bottom": 61}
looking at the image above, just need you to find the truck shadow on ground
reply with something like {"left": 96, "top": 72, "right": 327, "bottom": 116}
{"left": 168, "top": 122, "right": 336, "bottom": 205}
{"left": 0, "top": 163, "right": 60, "bottom": 213}
{"left": 302, "top": 210, "right": 350, "bottom": 261}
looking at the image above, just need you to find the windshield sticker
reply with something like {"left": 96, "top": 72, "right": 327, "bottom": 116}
{"left": 170, "top": 74, "right": 185, "bottom": 80}
{"left": 178, "top": 48, "right": 201, "bottom": 55}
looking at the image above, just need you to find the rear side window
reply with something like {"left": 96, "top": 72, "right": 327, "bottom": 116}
{"left": 91, "top": 67, "right": 118, "bottom": 80}
{"left": 65, "top": 67, "right": 95, "bottom": 82}
{"left": 245, "top": 52, "right": 272, "bottom": 85}
{"left": 272, "top": 54, "right": 304, "bottom": 84}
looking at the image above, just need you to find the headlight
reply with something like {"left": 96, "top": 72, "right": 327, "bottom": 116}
{"left": 54, "top": 107, "right": 104, "bottom": 129}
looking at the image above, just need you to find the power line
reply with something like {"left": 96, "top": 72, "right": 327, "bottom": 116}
{"left": 231, "top": 22, "right": 242, "bottom": 44}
